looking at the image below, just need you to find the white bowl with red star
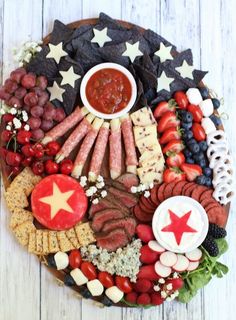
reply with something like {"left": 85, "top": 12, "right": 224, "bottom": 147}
{"left": 31, "top": 174, "right": 88, "bottom": 230}
{"left": 152, "top": 196, "right": 209, "bottom": 253}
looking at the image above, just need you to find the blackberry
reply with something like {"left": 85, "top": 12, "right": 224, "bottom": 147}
{"left": 64, "top": 274, "right": 75, "bottom": 287}
{"left": 202, "top": 235, "right": 219, "bottom": 257}
{"left": 208, "top": 223, "right": 227, "bottom": 238}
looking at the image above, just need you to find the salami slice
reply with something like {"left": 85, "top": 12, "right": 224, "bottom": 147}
{"left": 199, "top": 189, "right": 214, "bottom": 202}
{"left": 121, "top": 114, "right": 138, "bottom": 174}
{"left": 182, "top": 182, "right": 195, "bottom": 195}
{"left": 183, "top": 183, "right": 196, "bottom": 197}
{"left": 163, "top": 181, "right": 176, "bottom": 200}
{"left": 157, "top": 183, "right": 167, "bottom": 202}
{"left": 150, "top": 185, "right": 160, "bottom": 206}
{"left": 89, "top": 122, "right": 110, "bottom": 181}
{"left": 133, "top": 205, "right": 153, "bottom": 222}
{"left": 191, "top": 185, "right": 208, "bottom": 202}
{"left": 72, "top": 118, "right": 104, "bottom": 178}
{"left": 200, "top": 198, "right": 218, "bottom": 208}
{"left": 109, "top": 119, "right": 122, "bottom": 180}
{"left": 207, "top": 207, "right": 227, "bottom": 227}
{"left": 42, "top": 106, "right": 88, "bottom": 144}
{"left": 140, "top": 195, "right": 156, "bottom": 211}
{"left": 55, "top": 113, "right": 95, "bottom": 162}
{"left": 172, "top": 181, "right": 188, "bottom": 197}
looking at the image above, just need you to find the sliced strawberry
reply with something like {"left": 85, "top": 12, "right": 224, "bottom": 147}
{"left": 136, "top": 224, "right": 155, "bottom": 243}
{"left": 154, "top": 99, "right": 177, "bottom": 119}
{"left": 163, "top": 167, "right": 186, "bottom": 183}
{"left": 157, "top": 111, "right": 180, "bottom": 133}
{"left": 133, "top": 279, "right": 152, "bottom": 293}
{"left": 180, "top": 163, "right": 202, "bottom": 181}
{"left": 159, "top": 127, "right": 182, "bottom": 144}
{"left": 166, "top": 152, "right": 185, "bottom": 167}
{"left": 138, "top": 264, "right": 160, "bottom": 281}
{"left": 162, "top": 139, "right": 184, "bottom": 154}
{"left": 140, "top": 245, "right": 160, "bottom": 264}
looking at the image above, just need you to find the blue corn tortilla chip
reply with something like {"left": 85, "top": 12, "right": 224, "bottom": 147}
{"left": 50, "top": 20, "right": 74, "bottom": 45}
{"left": 99, "top": 12, "right": 126, "bottom": 31}
{"left": 143, "top": 29, "right": 176, "bottom": 53}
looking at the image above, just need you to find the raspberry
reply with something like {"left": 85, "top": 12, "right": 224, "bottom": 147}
{"left": 208, "top": 223, "right": 227, "bottom": 239}
{"left": 137, "top": 293, "right": 151, "bottom": 306}
{"left": 125, "top": 292, "right": 138, "bottom": 304}
{"left": 202, "top": 235, "right": 219, "bottom": 257}
{"left": 133, "top": 279, "right": 152, "bottom": 293}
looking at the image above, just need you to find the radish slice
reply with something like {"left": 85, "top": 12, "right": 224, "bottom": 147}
{"left": 172, "top": 254, "right": 189, "bottom": 272}
{"left": 160, "top": 251, "right": 177, "bottom": 267}
{"left": 185, "top": 248, "right": 202, "bottom": 262}
{"left": 187, "top": 261, "right": 199, "bottom": 271}
{"left": 155, "top": 261, "right": 172, "bottom": 278}
{"left": 148, "top": 240, "right": 166, "bottom": 253}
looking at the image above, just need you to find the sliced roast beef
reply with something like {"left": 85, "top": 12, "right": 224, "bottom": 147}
{"left": 91, "top": 209, "right": 126, "bottom": 232}
{"left": 89, "top": 199, "right": 111, "bottom": 217}
{"left": 102, "top": 217, "right": 137, "bottom": 238}
{"left": 116, "top": 173, "right": 139, "bottom": 192}
{"left": 96, "top": 228, "right": 129, "bottom": 252}
{"left": 108, "top": 187, "right": 138, "bottom": 208}
{"left": 106, "top": 192, "right": 130, "bottom": 214}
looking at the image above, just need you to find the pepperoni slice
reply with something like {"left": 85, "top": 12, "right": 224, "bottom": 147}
{"left": 183, "top": 183, "right": 196, "bottom": 197}
{"left": 163, "top": 181, "right": 176, "bottom": 200}
{"left": 182, "top": 182, "right": 195, "bottom": 195}
{"left": 172, "top": 181, "right": 188, "bottom": 197}
{"left": 139, "top": 200, "right": 155, "bottom": 215}
{"left": 199, "top": 189, "right": 214, "bottom": 202}
{"left": 133, "top": 205, "right": 153, "bottom": 222}
{"left": 150, "top": 185, "right": 160, "bottom": 206}
{"left": 157, "top": 183, "right": 167, "bottom": 202}
{"left": 191, "top": 185, "right": 208, "bottom": 201}
{"left": 200, "top": 198, "right": 218, "bottom": 208}
{"left": 140, "top": 195, "right": 156, "bottom": 211}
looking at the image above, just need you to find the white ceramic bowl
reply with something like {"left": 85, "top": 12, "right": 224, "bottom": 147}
{"left": 80, "top": 62, "right": 137, "bottom": 119}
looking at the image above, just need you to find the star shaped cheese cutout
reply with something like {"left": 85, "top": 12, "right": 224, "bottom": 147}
{"left": 154, "top": 42, "right": 173, "bottom": 63}
{"left": 39, "top": 182, "right": 74, "bottom": 220}
{"left": 122, "top": 41, "right": 143, "bottom": 63}
{"left": 46, "top": 42, "right": 67, "bottom": 64}
{"left": 91, "top": 27, "right": 112, "bottom": 47}
{"left": 157, "top": 71, "right": 174, "bottom": 92}
{"left": 175, "top": 60, "right": 195, "bottom": 80}
{"left": 161, "top": 209, "right": 197, "bottom": 245}
{"left": 47, "top": 81, "right": 65, "bottom": 102}
{"left": 59, "top": 66, "right": 81, "bottom": 87}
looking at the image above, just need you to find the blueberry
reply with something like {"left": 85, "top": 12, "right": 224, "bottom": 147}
{"left": 181, "top": 122, "right": 192, "bottom": 130}
{"left": 210, "top": 114, "right": 222, "bottom": 127}
{"left": 198, "top": 158, "right": 207, "bottom": 168}
{"left": 177, "top": 109, "right": 187, "bottom": 117}
{"left": 196, "top": 175, "right": 207, "bottom": 185}
{"left": 181, "top": 112, "right": 193, "bottom": 123}
{"left": 193, "top": 152, "right": 205, "bottom": 162}
{"left": 198, "top": 141, "right": 208, "bottom": 152}
{"left": 199, "top": 87, "right": 209, "bottom": 99}
{"left": 64, "top": 274, "right": 75, "bottom": 287}
{"left": 101, "top": 296, "right": 113, "bottom": 307}
{"left": 47, "top": 254, "right": 56, "bottom": 268}
{"left": 79, "top": 286, "right": 92, "bottom": 299}
{"left": 188, "top": 143, "right": 200, "bottom": 154}
{"left": 205, "top": 176, "right": 212, "bottom": 187}
{"left": 203, "top": 167, "right": 213, "bottom": 177}
{"left": 186, "top": 157, "right": 195, "bottom": 164}
{"left": 188, "top": 138, "right": 197, "bottom": 145}
{"left": 183, "top": 148, "right": 192, "bottom": 158}
{"left": 212, "top": 98, "right": 221, "bottom": 109}
{"left": 182, "top": 130, "right": 193, "bottom": 141}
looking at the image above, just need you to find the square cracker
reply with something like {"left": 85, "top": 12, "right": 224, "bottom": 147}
{"left": 42, "top": 230, "right": 49, "bottom": 255}
{"left": 36, "top": 230, "right": 43, "bottom": 254}
{"left": 75, "top": 222, "right": 95, "bottom": 246}
{"left": 4, "top": 190, "right": 29, "bottom": 210}
{"left": 13, "top": 220, "right": 36, "bottom": 247}
{"left": 57, "top": 231, "right": 75, "bottom": 252}
{"left": 66, "top": 228, "right": 80, "bottom": 248}
{"left": 10, "top": 207, "right": 33, "bottom": 230}
{"left": 28, "top": 231, "right": 37, "bottom": 254}
{"left": 48, "top": 231, "right": 60, "bottom": 253}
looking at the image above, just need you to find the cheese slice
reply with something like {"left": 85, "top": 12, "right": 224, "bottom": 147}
{"left": 136, "top": 136, "right": 159, "bottom": 154}
{"left": 139, "top": 144, "right": 163, "bottom": 164}
{"left": 137, "top": 163, "right": 164, "bottom": 184}
{"left": 133, "top": 124, "right": 157, "bottom": 141}
{"left": 140, "top": 154, "right": 165, "bottom": 169}
{"left": 131, "top": 107, "right": 156, "bottom": 126}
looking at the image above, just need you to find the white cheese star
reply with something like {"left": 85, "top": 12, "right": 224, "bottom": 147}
{"left": 154, "top": 42, "right": 173, "bottom": 63}
{"left": 91, "top": 27, "right": 112, "bottom": 47}
{"left": 39, "top": 182, "right": 74, "bottom": 220}
{"left": 157, "top": 71, "right": 174, "bottom": 92}
{"left": 59, "top": 66, "right": 81, "bottom": 87}
{"left": 175, "top": 60, "right": 194, "bottom": 80}
{"left": 46, "top": 42, "right": 67, "bottom": 64}
{"left": 47, "top": 81, "right": 65, "bottom": 102}
{"left": 122, "top": 41, "right": 143, "bottom": 63}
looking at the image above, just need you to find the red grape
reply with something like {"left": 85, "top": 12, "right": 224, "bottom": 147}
{"left": 38, "top": 92, "right": 49, "bottom": 107}
{"left": 30, "top": 105, "right": 44, "bottom": 118}
{"left": 24, "top": 92, "right": 38, "bottom": 106}
{"left": 8, "top": 96, "right": 22, "bottom": 107}
{"left": 4, "top": 79, "right": 18, "bottom": 94}
{"left": 23, "top": 104, "right": 31, "bottom": 113}
{"left": 43, "top": 102, "right": 56, "bottom": 120}
{"left": 31, "top": 128, "right": 44, "bottom": 140}
{"left": 30, "top": 86, "right": 43, "bottom": 96}
{"left": 14, "top": 87, "right": 27, "bottom": 99}
{"left": 0, "top": 86, "right": 11, "bottom": 100}
{"left": 28, "top": 117, "right": 41, "bottom": 130}
{"left": 10, "top": 67, "right": 26, "bottom": 83}
{"left": 40, "top": 119, "right": 54, "bottom": 131}
{"left": 36, "top": 76, "right": 48, "bottom": 90}
{"left": 54, "top": 108, "right": 66, "bottom": 122}
{"left": 21, "top": 73, "right": 36, "bottom": 89}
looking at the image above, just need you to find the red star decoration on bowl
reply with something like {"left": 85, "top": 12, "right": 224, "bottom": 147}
{"left": 161, "top": 209, "right": 197, "bottom": 245}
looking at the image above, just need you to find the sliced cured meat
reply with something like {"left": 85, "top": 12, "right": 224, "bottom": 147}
{"left": 191, "top": 185, "right": 208, "bottom": 201}
{"left": 182, "top": 182, "right": 195, "bottom": 195}
{"left": 139, "top": 200, "right": 155, "bottom": 214}
{"left": 199, "top": 189, "right": 214, "bottom": 202}
{"left": 183, "top": 183, "right": 196, "bottom": 197}
{"left": 140, "top": 195, "right": 156, "bottom": 211}
{"left": 116, "top": 173, "right": 139, "bottom": 192}
{"left": 91, "top": 209, "right": 126, "bottom": 232}
{"left": 121, "top": 114, "right": 138, "bottom": 174}
{"left": 150, "top": 185, "right": 160, "bottom": 206}
{"left": 89, "top": 122, "right": 110, "bottom": 181}
{"left": 55, "top": 113, "right": 95, "bottom": 162}
{"left": 102, "top": 217, "right": 137, "bottom": 238}
{"left": 172, "top": 181, "right": 188, "bottom": 197}
{"left": 157, "top": 183, "right": 167, "bottom": 202}
{"left": 89, "top": 198, "right": 115, "bottom": 217}
{"left": 106, "top": 192, "right": 130, "bottom": 215}
{"left": 133, "top": 205, "right": 153, "bottom": 223}
{"left": 204, "top": 202, "right": 221, "bottom": 213}
{"left": 72, "top": 118, "right": 104, "bottom": 178}
{"left": 41, "top": 106, "right": 88, "bottom": 144}
{"left": 163, "top": 181, "right": 176, "bottom": 200}
{"left": 200, "top": 198, "right": 218, "bottom": 208}
{"left": 207, "top": 207, "right": 227, "bottom": 227}
{"left": 109, "top": 119, "right": 122, "bottom": 180}
{"left": 96, "top": 228, "right": 129, "bottom": 252}
{"left": 108, "top": 187, "right": 138, "bottom": 208}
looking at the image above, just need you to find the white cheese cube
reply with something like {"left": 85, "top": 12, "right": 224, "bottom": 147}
{"left": 70, "top": 268, "right": 88, "bottom": 286}
{"left": 105, "top": 286, "right": 124, "bottom": 303}
{"left": 133, "top": 124, "right": 157, "bottom": 141}
{"left": 131, "top": 107, "right": 156, "bottom": 126}
{"left": 199, "top": 99, "right": 214, "bottom": 117}
{"left": 139, "top": 144, "right": 163, "bottom": 164}
{"left": 87, "top": 279, "right": 104, "bottom": 296}
{"left": 186, "top": 88, "right": 203, "bottom": 105}
{"left": 54, "top": 252, "right": 69, "bottom": 270}
{"left": 137, "top": 163, "right": 164, "bottom": 184}
{"left": 136, "top": 136, "right": 159, "bottom": 154}
{"left": 201, "top": 117, "right": 216, "bottom": 135}
{"left": 141, "top": 154, "right": 165, "bottom": 168}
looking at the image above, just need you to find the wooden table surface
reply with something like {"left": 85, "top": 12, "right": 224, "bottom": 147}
{"left": 0, "top": 0, "right": 236, "bottom": 319}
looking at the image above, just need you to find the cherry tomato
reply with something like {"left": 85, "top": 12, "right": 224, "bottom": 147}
{"left": 69, "top": 250, "right": 82, "bottom": 269}
{"left": 115, "top": 276, "right": 133, "bottom": 293}
{"left": 187, "top": 104, "right": 203, "bottom": 122}
{"left": 192, "top": 123, "right": 206, "bottom": 142}
{"left": 81, "top": 261, "right": 97, "bottom": 280}
{"left": 98, "top": 271, "right": 114, "bottom": 288}
{"left": 173, "top": 91, "right": 189, "bottom": 110}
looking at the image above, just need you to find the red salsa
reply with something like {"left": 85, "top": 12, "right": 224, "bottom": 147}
{"left": 86, "top": 68, "right": 132, "bottom": 114}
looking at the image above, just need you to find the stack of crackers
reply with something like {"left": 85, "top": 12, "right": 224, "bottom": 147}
{"left": 4, "top": 167, "right": 95, "bottom": 255}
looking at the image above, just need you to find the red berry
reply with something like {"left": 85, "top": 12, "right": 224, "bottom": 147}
{"left": 98, "top": 272, "right": 114, "bottom": 288}
{"left": 43, "top": 102, "right": 56, "bottom": 120}
{"left": 137, "top": 293, "right": 151, "bottom": 306}
{"left": 45, "top": 159, "right": 59, "bottom": 174}
{"left": 10, "top": 67, "right": 26, "bottom": 83}
{"left": 136, "top": 224, "right": 155, "bottom": 243}
{"left": 22, "top": 156, "right": 33, "bottom": 167}
{"left": 37, "top": 91, "right": 49, "bottom": 106}
{"left": 31, "top": 161, "right": 44, "bottom": 175}
{"left": 125, "top": 292, "right": 138, "bottom": 304}
{"left": 54, "top": 108, "right": 66, "bottom": 122}
{"left": 31, "top": 128, "right": 44, "bottom": 140}
{"left": 24, "top": 92, "right": 39, "bottom": 107}
{"left": 4, "top": 79, "right": 18, "bottom": 94}
{"left": 166, "top": 278, "right": 184, "bottom": 291}
{"left": 21, "top": 144, "right": 35, "bottom": 157}
{"left": 33, "top": 143, "right": 44, "bottom": 159}
{"left": 14, "top": 87, "right": 27, "bottom": 99}
{"left": 0, "top": 86, "right": 11, "bottom": 100}
{"left": 36, "top": 75, "right": 48, "bottom": 90}
{"left": 140, "top": 245, "right": 159, "bottom": 264}
{"left": 133, "top": 279, "right": 152, "bottom": 293}
{"left": 69, "top": 250, "right": 82, "bottom": 269}
{"left": 28, "top": 117, "right": 41, "bottom": 130}
{"left": 1, "top": 130, "right": 13, "bottom": 142}
{"left": 5, "top": 151, "right": 22, "bottom": 166}
{"left": 8, "top": 96, "right": 22, "bottom": 108}
{"left": 45, "top": 141, "right": 60, "bottom": 156}
{"left": 21, "top": 73, "right": 36, "bottom": 89}
{"left": 16, "top": 130, "right": 32, "bottom": 145}
{"left": 60, "top": 159, "right": 73, "bottom": 175}
{"left": 151, "top": 293, "right": 165, "bottom": 306}
{"left": 2, "top": 113, "right": 14, "bottom": 123}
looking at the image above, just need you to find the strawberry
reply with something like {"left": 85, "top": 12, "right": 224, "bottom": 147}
{"left": 125, "top": 292, "right": 138, "bottom": 304}
{"left": 162, "top": 139, "right": 184, "bottom": 154}
{"left": 159, "top": 127, "right": 182, "bottom": 144}
{"left": 154, "top": 99, "right": 177, "bottom": 119}
{"left": 140, "top": 245, "right": 159, "bottom": 264}
{"left": 180, "top": 163, "right": 202, "bottom": 181}
{"left": 174, "top": 91, "right": 189, "bottom": 110}
{"left": 157, "top": 111, "right": 180, "bottom": 133}
{"left": 151, "top": 293, "right": 165, "bottom": 306}
{"left": 165, "top": 278, "right": 184, "bottom": 291}
{"left": 137, "top": 293, "right": 151, "bottom": 306}
{"left": 163, "top": 167, "right": 186, "bottom": 183}
{"left": 136, "top": 224, "right": 155, "bottom": 243}
{"left": 138, "top": 265, "right": 160, "bottom": 281}
{"left": 133, "top": 279, "right": 152, "bottom": 293}
{"left": 166, "top": 152, "right": 185, "bottom": 167}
